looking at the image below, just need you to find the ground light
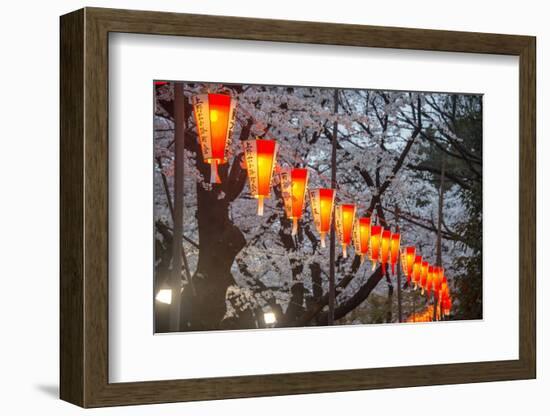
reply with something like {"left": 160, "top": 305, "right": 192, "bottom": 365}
{"left": 155, "top": 288, "right": 172, "bottom": 305}
{"left": 263, "top": 311, "right": 277, "bottom": 325}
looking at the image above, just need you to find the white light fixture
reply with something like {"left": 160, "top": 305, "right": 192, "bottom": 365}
{"left": 264, "top": 311, "right": 276, "bottom": 325}
{"left": 155, "top": 288, "right": 172, "bottom": 305}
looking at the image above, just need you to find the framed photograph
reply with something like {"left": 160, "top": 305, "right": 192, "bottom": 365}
{"left": 60, "top": 7, "right": 536, "bottom": 408}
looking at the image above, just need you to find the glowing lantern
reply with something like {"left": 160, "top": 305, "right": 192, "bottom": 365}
{"left": 412, "top": 256, "right": 422, "bottom": 289}
{"left": 369, "top": 225, "right": 383, "bottom": 270}
{"left": 426, "top": 266, "right": 434, "bottom": 296}
{"left": 309, "top": 188, "right": 336, "bottom": 248}
{"left": 380, "top": 229, "right": 392, "bottom": 274}
{"left": 389, "top": 233, "right": 401, "bottom": 275}
{"left": 440, "top": 276, "right": 448, "bottom": 300}
{"left": 433, "top": 266, "right": 444, "bottom": 295}
{"left": 335, "top": 204, "right": 356, "bottom": 258}
{"left": 353, "top": 217, "right": 371, "bottom": 263}
{"left": 192, "top": 93, "right": 237, "bottom": 183}
{"left": 440, "top": 281, "right": 452, "bottom": 316}
{"left": 420, "top": 261, "right": 429, "bottom": 294}
{"left": 279, "top": 167, "right": 309, "bottom": 235}
{"left": 442, "top": 298, "right": 451, "bottom": 316}
{"left": 243, "top": 139, "right": 279, "bottom": 215}
{"left": 401, "top": 246, "right": 416, "bottom": 283}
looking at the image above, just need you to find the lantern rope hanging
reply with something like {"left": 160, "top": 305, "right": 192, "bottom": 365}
{"left": 389, "top": 232, "right": 401, "bottom": 275}
{"left": 369, "top": 225, "right": 382, "bottom": 271}
{"left": 192, "top": 93, "right": 237, "bottom": 184}
{"left": 426, "top": 265, "right": 434, "bottom": 296}
{"left": 243, "top": 138, "right": 279, "bottom": 215}
{"left": 420, "top": 261, "right": 429, "bottom": 294}
{"left": 401, "top": 246, "right": 416, "bottom": 284}
{"left": 412, "top": 255, "right": 422, "bottom": 289}
{"left": 353, "top": 217, "right": 371, "bottom": 263}
{"left": 380, "top": 229, "right": 392, "bottom": 274}
{"left": 309, "top": 188, "right": 336, "bottom": 248}
{"left": 279, "top": 167, "right": 309, "bottom": 235}
{"left": 186, "top": 90, "right": 455, "bottom": 320}
{"left": 335, "top": 203, "right": 356, "bottom": 258}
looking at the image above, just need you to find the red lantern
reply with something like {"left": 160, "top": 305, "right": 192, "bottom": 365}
{"left": 426, "top": 265, "right": 434, "bottom": 296}
{"left": 412, "top": 255, "right": 422, "bottom": 288}
{"left": 192, "top": 93, "right": 237, "bottom": 183}
{"left": 420, "top": 261, "right": 429, "bottom": 294}
{"left": 309, "top": 188, "right": 336, "bottom": 248}
{"left": 279, "top": 167, "right": 309, "bottom": 235}
{"left": 389, "top": 233, "right": 401, "bottom": 275}
{"left": 442, "top": 298, "right": 451, "bottom": 316}
{"left": 440, "top": 276, "right": 448, "bottom": 300}
{"left": 380, "top": 229, "right": 392, "bottom": 274}
{"left": 353, "top": 217, "right": 371, "bottom": 263}
{"left": 335, "top": 204, "right": 356, "bottom": 258}
{"left": 369, "top": 225, "right": 383, "bottom": 269}
{"left": 433, "top": 266, "right": 444, "bottom": 296}
{"left": 243, "top": 139, "right": 279, "bottom": 215}
{"left": 440, "top": 280, "right": 452, "bottom": 316}
{"left": 401, "top": 246, "right": 416, "bottom": 283}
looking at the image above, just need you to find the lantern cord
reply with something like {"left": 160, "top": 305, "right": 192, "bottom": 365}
{"left": 182, "top": 91, "right": 453, "bottom": 308}
{"left": 257, "top": 196, "right": 264, "bottom": 216}
{"left": 236, "top": 103, "right": 387, "bottom": 221}
{"left": 210, "top": 160, "right": 221, "bottom": 184}
{"left": 214, "top": 98, "right": 452, "bottom": 304}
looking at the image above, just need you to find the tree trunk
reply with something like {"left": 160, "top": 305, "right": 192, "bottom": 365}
{"left": 169, "top": 83, "right": 185, "bottom": 332}
{"left": 434, "top": 158, "right": 445, "bottom": 321}
{"left": 385, "top": 276, "right": 394, "bottom": 323}
{"left": 180, "top": 177, "right": 246, "bottom": 331}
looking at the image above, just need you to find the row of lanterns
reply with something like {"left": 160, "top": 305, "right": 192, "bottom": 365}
{"left": 401, "top": 247, "right": 452, "bottom": 317}
{"left": 190, "top": 92, "right": 452, "bottom": 318}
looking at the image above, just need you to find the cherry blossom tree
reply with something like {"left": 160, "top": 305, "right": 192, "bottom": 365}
{"left": 154, "top": 82, "right": 482, "bottom": 332}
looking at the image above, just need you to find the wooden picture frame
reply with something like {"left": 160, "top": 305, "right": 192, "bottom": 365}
{"left": 60, "top": 7, "right": 536, "bottom": 408}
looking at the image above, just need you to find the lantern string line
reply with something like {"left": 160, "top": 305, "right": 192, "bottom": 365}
{"left": 234, "top": 111, "right": 440, "bottom": 249}
{"left": 236, "top": 97, "right": 451, "bottom": 306}
{"left": 234, "top": 104, "right": 419, "bottom": 255}
{"left": 177, "top": 88, "right": 452, "bottom": 315}
{"left": 183, "top": 91, "right": 375, "bottom": 214}
{"left": 231, "top": 108, "right": 451, "bottom": 309}
{"left": 235, "top": 103, "right": 379, "bottom": 212}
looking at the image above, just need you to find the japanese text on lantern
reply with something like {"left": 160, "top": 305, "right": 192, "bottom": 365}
{"left": 243, "top": 140, "right": 259, "bottom": 197}
{"left": 192, "top": 94, "right": 212, "bottom": 158}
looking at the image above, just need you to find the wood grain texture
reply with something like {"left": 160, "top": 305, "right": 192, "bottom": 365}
{"left": 59, "top": 8, "right": 84, "bottom": 407}
{"left": 518, "top": 38, "right": 536, "bottom": 376}
{"left": 59, "top": 7, "right": 537, "bottom": 408}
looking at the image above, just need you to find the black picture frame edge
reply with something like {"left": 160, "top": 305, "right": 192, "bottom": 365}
{"left": 60, "top": 7, "right": 536, "bottom": 408}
